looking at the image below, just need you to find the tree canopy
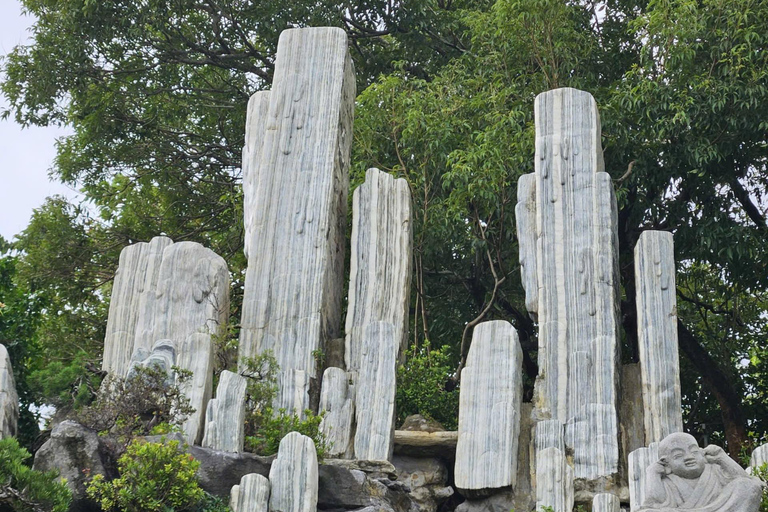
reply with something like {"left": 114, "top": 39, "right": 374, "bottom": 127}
{"left": 2, "top": 0, "right": 767, "bottom": 455}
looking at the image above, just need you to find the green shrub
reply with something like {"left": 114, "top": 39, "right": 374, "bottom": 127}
{"left": 240, "top": 352, "right": 328, "bottom": 457}
{"left": 0, "top": 437, "right": 72, "bottom": 512}
{"left": 87, "top": 439, "right": 205, "bottom": 512}
{"left": 396, "top": 344, "right": 460, "bottom": 430}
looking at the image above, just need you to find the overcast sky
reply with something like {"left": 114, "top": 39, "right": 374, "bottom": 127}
{"left": 0, "top": 1, "right": 79, "bottom": 242}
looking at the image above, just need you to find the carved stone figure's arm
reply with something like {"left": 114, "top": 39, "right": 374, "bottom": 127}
{"left": 644, "top": 462, "right": 669, "bottom": 506}
{"left": 704, "top": 445, "right": 748, "bottom": 480}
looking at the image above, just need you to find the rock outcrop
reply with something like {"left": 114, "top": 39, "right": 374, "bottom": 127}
{"left": 0, "top": 343, "right": 18, "bottom": 439}
{"left": 319, "top": 367, "right": 355, "bottom": 458}
{"left": 202, "top": 370, "right": 247, "bottom": 453}
{"left": 269, "top": 432, "right": 319, "bottom": 512}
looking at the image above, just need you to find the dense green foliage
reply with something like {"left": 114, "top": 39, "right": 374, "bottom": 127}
{"left": 396, "top": 345, "right": 460, "bottom": 430}
{"left": 87, "top": 439, "right": 209, "bottom": 512}
{"left": 1, "top": 0, "right": 767, "bottom": 456}
{"left": 0, "top": 437, "right": 72, "bottom": 512}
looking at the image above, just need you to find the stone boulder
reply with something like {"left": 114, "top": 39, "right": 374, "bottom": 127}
{"left": 393, "top": 456, "right": 453, "bottom": 512}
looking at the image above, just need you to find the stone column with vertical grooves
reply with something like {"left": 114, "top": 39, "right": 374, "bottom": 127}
{"left": 178, "top": 333, "right": 215, "bottom": 445}
{"left": 635, "top": 231, "right": 682, "bottom": 444}
{"left": 628, "top": 443, "right": 659, "bottom": 512}
{"left": 752, "top": 444, "right": 768, "bottom": 470}
{"left": 102, "top": 236, "right": 172, "bottom": 376}
{"left": 516, "top": 87, "right": 621, "bottom": 481}
{"left": 455, "top": 321, "right": 523, "bottom": 493}
{"left": 319, "top": 367, "right": 355, "bottom": 458}
{"left": 242, "top": 91, "right": 270, "bottom": 262}
{"left": 202, "top": 370, "right": 247, "bottom": 453}
{"left": 593, "top": 493, "right": 620, "bottom": 512}
{"left": 269, "top": 432, "right": 318, "bottom": 512}
{"left": 534, "top": 420, "right": 573, "bottom": 512}
{"left": 0, "top": 344, "right": 18, "bottom": 439}
{"left": 231, "top": 473, "right": 270, "bottom": 512}
{"left": 238, "top": 28, "right": 355, "bottom": 414}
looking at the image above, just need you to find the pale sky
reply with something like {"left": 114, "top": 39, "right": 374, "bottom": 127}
{"left": 0, "top": 0, "right": 79, "bottom": 242}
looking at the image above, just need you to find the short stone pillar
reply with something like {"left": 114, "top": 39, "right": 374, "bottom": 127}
{"left": 0, "top": 344, "right": 19, "bottom": 439}
{"left": 268, "top": 432, "right": 318, "bottom": 512}
{"left": 202, "top": 370, "right": 247, "bottom": 453}
{"left": 230, "top": 473, "right": 270, "bottom": 512}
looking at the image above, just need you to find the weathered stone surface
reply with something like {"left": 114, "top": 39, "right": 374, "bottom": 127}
{"left": 635, "top": 231, "right": 682, "bottom": 444}
{"left": 202, "top": 370, "right": 247, "bottom": 453}
{"left": 230, "top": 473, "right": 270, "bottom": 512}
{"left": 345, "top": 167, "right": 412, "bottom": 372}
{"left": 536, "top": 446, "right": 574, "bottom": 512}
{"left": 517, "top": 87, "right": 621, "bottom": 481}
{"left": 637, "top": 433, "right": 763, "bottom": 512}
{"left": 393, "top": 456, "right": 453, "bottom": 512}
{"left": 393, "top": 431, "right": 458, "bottom": 458}
{"left": 629, "top": 443, "right": 659, "bottom": 512}
{"left": 178, "top": 333, "right": 215, "bottom": 445}
{"left": 126, "top": 339, "right": 176, "bottom": 384}
{"left": 751, "top": 443, "right": 768, "bottom": 470}
{"left": 242, "top": 90, "right": 270, "bottom": 262}
{"left": 33, "top": 421, "right": 116, "bottom": 504}
{"left": 621, "top": 364, "right": 646, "bottom": 460}
{"left": 319, "top": 367, "right": 355, "bottom": 458}
{"left": 455, "top": 320, "right": 523, "bottom": 493}
{"left": 102, "top": 236, "right": 172, "bottom": 376}
{"left": 354, "top": 321, "right": 398, "bottom": 461}
{"left": 269, "top": 432, "right": 318, "bottom": 512}
{"left": 322, "top": 458, "right": 397, "bottom": 480}
{"left": 0, "top": 343, "right": 19, "bottom": 439}
{"left": 399, "top": 414, "right": 445, "bottom": 433}
{"left": 593, "top": 493, "right": 620, "bottom": 512}
{"left": 238, "top": 27, "right": 355, "bottom": 415}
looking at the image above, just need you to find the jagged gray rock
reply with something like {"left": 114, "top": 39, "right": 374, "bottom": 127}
{"left": 230, "top": 473, "right": 270, "bottom": 512}
{"left": 393, "top": 456, "right": 453, "bottom": 512}
{"left": 354, "top": 321, "right": 398, "bottom": 461}
{"left": 102, "top": 236, "right": 172, "bottom": 376}
{"left": 202, "top": 370, "right": 247, "bottom": 453}
{"left": 238, "top": 27, "right": 355, "bottom": 415}
{"left": 516, "top": 87, "right": 621, "bottom": 481}
{"left": 455, "top": 320, "right": 523, "bottom": 493}
{"left": 593, "top": 493, "right": 620, "bottom": 512}
{"left": 319, "top": 367, "right": 355, "bottom": 458}
{"left": 0, "top": 343, "right": 18, "bottom": 439}
{"left": 629, "top": 443, "right": 659, "bottom": 512}
{"left": 635, "top": 231, "right": 682, "bottom": 444}
{"left": 269, "top": 432, "right": 318, "bottom": 512}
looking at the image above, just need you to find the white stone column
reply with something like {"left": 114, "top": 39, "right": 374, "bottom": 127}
{"left": 516, "top": 87, "right": 621, "bottom": 480}
{"left": 593, "top": 493, "right": 620, "bottom": 512}
{"left": 0, "top": 344, "right": 18, "bottom": 439}
{"left": 628, "top": 443, "right": 659, "bottom": 512}
{"left": 455, "top": 321, "right": 523, "bottom": 492}
{"left": 202, "top": 370, "right": 247, "bottom": 453}
{"left": 635, "top": 231, "right": 682, "bottom": 444}
{"left": 239, "top": 27, "right": 355, "bottom": 414}
{"left": 318, "top": 367, "right": 355, "bottom": 458}
{"left": 752, "top": 443, "right": 768, "bottom": 470}
{"left": 269, "top": 432, "right": 318, "bottom": 512}
{"left": 231, "top": 473, "right": 270, "bottom": 512}
{"left": 243, "top": 91, "right": 270, "bottom": 262}
{"left": 178, "top": 333, "right": 215, "bottom": 445}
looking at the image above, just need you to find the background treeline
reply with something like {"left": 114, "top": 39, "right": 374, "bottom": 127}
{"left": 1, "top": 0, "right": 767, "bottom": 457}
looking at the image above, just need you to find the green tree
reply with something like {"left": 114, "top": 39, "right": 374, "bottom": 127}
{"left": 0, "top": 437, "right": 72, "bottom": 512}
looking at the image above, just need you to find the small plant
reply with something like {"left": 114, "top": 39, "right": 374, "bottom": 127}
{"left": 0, "top": 437, "right": 72, "bottom": 512}
{"left": 87, "top": 439, "right": 204, "bottom": 512}
{"left": 75, "top": 365, "right": 194, "bottom": 446}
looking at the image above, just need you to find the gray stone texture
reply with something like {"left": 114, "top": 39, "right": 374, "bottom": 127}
{"left": 269, "top": 432, "right": 318, "bottom": 512}
{"left": 393, "top": 455, "right": 453, "bottom": 512}
{"left": 751, "top": 443, "right": 768, "bottom": 470}
{"left": 0, "top": 343, "right": 18, "bottom": 439}
{"left": 621, "top": 364, "right": 647, "bottom": 459}
{"left": 635, "top": 231, "right": 683, "bottom": 444}
{"left": 629, "top": 443, "right": 659, "bottom": 512}
{"left": 230, "top": 473, "right": 270, "bottom": 512}
{"left": 534, "top": 420, "right": 574, "bottom": 512}
{"left": 242, "top": 91, "right": 270, "bottom": 262}
{"left": 593, "top": 493, "right": 621, "bottom": 512}
{"left": 177, "top": 333, "right": 215, "bottom": 445}
{"left": 238, "top": 27, "right": 355, "bottom": 415}
{"left": 455, "top": 320, "right": 523, "bottom": 493}
{"left": 517, "top": 87, "right": 621, "bottom": 481}
{"left": 319, "top": 366, "right": 355, "bottom": 458}
{"left": 202, "top": 370, "right": 247, "bottom": 453}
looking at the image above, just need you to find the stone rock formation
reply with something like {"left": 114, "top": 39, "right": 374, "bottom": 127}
{"left": 535, "top": 420, "right": 573, "bottom": 512}
{"left": 354, "top": 321, "right": 399, "bottom": 461}
{"left": 629, "top": 443, "right": 659, "bottom": 512}
{"left": 100, "top": 236, "right": 229, "bottom": 445}
{"left": 238, "top": 27, "right": 355, "bottom": 415}
{"left": 0, "top": 343, "right": 18, "bottom": 439}
{"left": 318, "top": 367, "right": 355, "bottom": 458}
{"left": 593, "top": 493, "right": 621, "bottom": 512}
{"left": 455, "top": 320, "right": 523, "bottom": 493}
{"left": 751, "top": 444, "right": 768, "bottom": 470}
{"left": 202, "top": 370, "right": 247, "bottom": 453}
{"left": 636, "top": 433, "right": 763, "bottom": 512}
{"left": 230, "top": 473, "right": 270, "bottom": 512}
{"left": 268, "top": 432, "right": 318, "bottom": 512}
{"left": 126, "top": 339, "right": 176, "bottom": 385}
{"left": 242, "top": 90, "right": 270, "bottom": 262}
{"left": 635, "top": 231, "right": 682, "bottom": 444}
{"left": 393, "top": 456, "right": 453, "bottom": 512}
{"left": 516, "top": 87, "right": 621, "bottom": 481}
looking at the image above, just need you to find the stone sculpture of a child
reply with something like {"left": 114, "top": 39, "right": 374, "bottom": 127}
{"left": 640, "top": 432, "right": 764, "bottom": 512}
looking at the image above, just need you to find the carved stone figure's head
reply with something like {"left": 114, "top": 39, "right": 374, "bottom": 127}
{"left": 659, "top": 432, "right": 707, "bottom": 479}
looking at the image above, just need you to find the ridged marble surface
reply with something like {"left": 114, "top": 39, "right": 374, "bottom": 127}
{"left": 269, "top": 432, "right": 318, "bottom": 512}
{"left": 202, "top": 370, "right": 247, "bottom": 453}
{"left": 593, "top": 493, "right": 620, "bottom": 512}
{"left": 178, "top": 333, "right": 215, "bottom": 445}
{"left": 628, "top": 443, "right": 659, "bottom": 512}
{"left": 0, "top": 344, "right": 18, "bottom": 439}
{"left": 238, "top": 28, "right": 355, "bottom": 414}
{"left": 517, "top": 87, "right": 621, "bottom": 480}
{"left": 230, "top": 473, "right": 270, "bottom": 512}
{"left": 752, "top": 443, "right": 768, "bottom": 469}
{"left": 536, "top": 446, "right": 573, "bottom": 512}
{"left": 455, "top": 321, "right": 523, "bottom": 491}
{"left": 635, "top": 231, "right": 682, "bottom": 444}
{"left": 242, "top": 91, "right": 270, "bottom": 262}
{"left": 319, "top": 367, "right": 355, "bottom": 458}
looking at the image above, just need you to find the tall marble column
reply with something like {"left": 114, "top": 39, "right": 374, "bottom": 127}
{"left": 516, "top": 87, "right": 621, "bottom": 480}
{"left": 0, "top": 344, "right": 18, "bottom": 439}
{"left": 238, "top": 27, "right": 355, "bottom": 414}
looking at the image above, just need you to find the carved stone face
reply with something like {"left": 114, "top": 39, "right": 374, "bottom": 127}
{"left": 659, "top": 432, "right": 707, "bottom": 479}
